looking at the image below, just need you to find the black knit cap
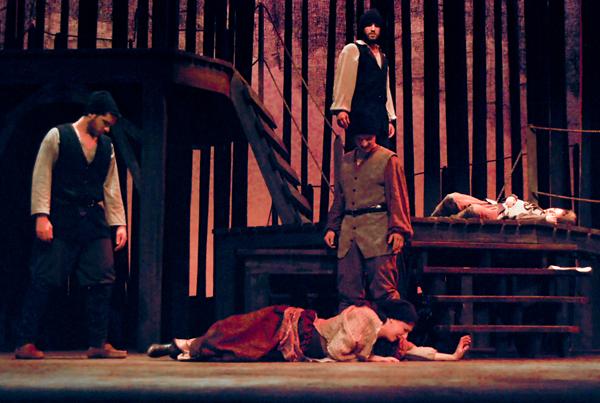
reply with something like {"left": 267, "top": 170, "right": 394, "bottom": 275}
{"left": 85, "top": 90, "right": 121, "bottom": 118}
{"left": 374, "top": 299, "right": 418, "bottom": 324}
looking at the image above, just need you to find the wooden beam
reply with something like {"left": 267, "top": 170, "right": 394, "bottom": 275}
{"left": 112, "top": 0, "right": 129, "bottom": 49}
{"left": 401, "top": 0, "right": 415, "bottom": 213}
{"left": 137, "top": 83, "right": 168, "bottom": 351}
{"left": 472, "top": 0, "right": 487, "bottom": 199}
{"left": 319, "top": 0, "right": 336, "bottom": 223}
{"left": 443, "top": 0, "right": 470, "bottom": 194}
{"left": 423, "top": 0, "right": 441, "bottom": 214}
{"left": 78, "top": 0, "right": 98, "bottom": 49}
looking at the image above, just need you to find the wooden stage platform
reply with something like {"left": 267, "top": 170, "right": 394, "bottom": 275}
{"left": 1, "top": 353, "right": 599, "bottom": 402}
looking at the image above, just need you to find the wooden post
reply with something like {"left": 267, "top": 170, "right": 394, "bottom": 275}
{"left": 401, "top": 0, "right": 415, "bottom": 214}
{"left": 526, "top": 127, "right": 538, "bottom": 203}
{"left": 112, "top": 0, "right": 129, "bottom": 49}
{"left": 301, "top": 0, "right": 309, "bottom": 193}
{"left": 283, "top": 0, "right": 293, "bottom": 159}
{"left": 152, "top": 0, "right": 180, "bottom": 50}
{"left": 443, "top": 0, "right": 470, "bottom": 194}
{"left": 494, "top": 0, "right": 505, "bottom": 200}
{"left": 136, "top": 0, "right": 149, "bottom": 49}
{"left": 185, "top": 0, "right": 197, "bottom": 53}
{"left": 472, "top": 0, "right": 487, "bottom": 199}
{"left": 78, "top": 0, "right": 98, "bottom": 49}
{"left": 423, "top": 0, "right": 441, "bottom": 214}
{"left": 507, "top": 0, "right": 524, "bottom": 198}
{"left": 319, "top": 0, "right": 337, "bottom": 223}
{"left": 163, "top": 135, "right": 193, "bottom": 339}
{"left": 137, "top": 84, "right": 168, "bottom": 351}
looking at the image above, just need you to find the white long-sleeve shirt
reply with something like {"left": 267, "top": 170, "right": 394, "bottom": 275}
{"left": 330, "top": 40, "right": 397, "bottom": 121}
{"left": 31, "top": 126, "right": 127, "bottom": 226}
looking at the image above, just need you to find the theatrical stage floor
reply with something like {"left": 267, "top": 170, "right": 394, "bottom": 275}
{"left": 1, "top": 353, "right": 599, "bottom": 402}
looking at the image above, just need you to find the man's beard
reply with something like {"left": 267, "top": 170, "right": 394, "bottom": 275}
{"left": 364, "top": 36, "right": 379, "bottom": 46}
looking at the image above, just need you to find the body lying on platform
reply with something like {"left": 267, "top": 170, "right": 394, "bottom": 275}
{"left": 147, "top": 300, "right": 470, "bottom": 363}
{"left": 431, "top": 192, "right": 577, "bottom": 225}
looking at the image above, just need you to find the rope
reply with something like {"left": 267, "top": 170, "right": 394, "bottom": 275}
{"left": 264, "top": 60, "right": 332, "bottom": 190}
{"left": 529, "top": 124, "right": 600, "bottom": 134}
{"left": 495, "top": 150, "right": 523, "bottom": 202}
{"left": 257, "top": 2, "right": 341, "bottom": 138}
{"left": 534, "top": 190, "right": 600, "bottom": 204}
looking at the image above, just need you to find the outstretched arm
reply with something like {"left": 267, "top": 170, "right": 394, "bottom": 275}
{"left": 431, "top": 335, "right": 471, "bottom": 361}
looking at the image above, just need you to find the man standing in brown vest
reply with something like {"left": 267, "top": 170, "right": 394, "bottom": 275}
{"left": 324, "top": 134, "right": 413, "bottom": 312}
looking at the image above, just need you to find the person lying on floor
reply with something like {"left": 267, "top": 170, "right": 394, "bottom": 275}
{"left": 430, "top": 192, "right": 576, "bottom": 224}
{"left": 147, "top": 299, "right": 471, "bottom": 362}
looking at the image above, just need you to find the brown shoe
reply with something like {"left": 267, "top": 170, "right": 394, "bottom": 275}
{"left": 87, "top": 343, "right": 127, "bottom": 359}
{"left": 15, "top": 343, "right": 44, "bottom": 359}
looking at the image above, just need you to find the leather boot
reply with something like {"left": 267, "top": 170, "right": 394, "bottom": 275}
{"left": 87, "top": 342, "right": 127, "bottom": 359}
{"left": 15, "top": 343, "right": 45, "bottom": 359}
{"left": 147, "top": 341, "right": 181, "bottom": 359}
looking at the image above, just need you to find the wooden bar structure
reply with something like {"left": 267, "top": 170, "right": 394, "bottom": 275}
{"left": 215, "top": 218, "right": 600, "bottom": 355}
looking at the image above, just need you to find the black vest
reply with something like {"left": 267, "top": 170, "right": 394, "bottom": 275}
{"left": 50, "top": 124, "right": 112, "bottom": 240}
{"left": 348, "top": 42, "right": 389, "bottom": 139}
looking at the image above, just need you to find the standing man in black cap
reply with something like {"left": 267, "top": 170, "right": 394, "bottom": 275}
{"left": 331, "top": 8, "right": 396, "bottom": 151}
{"left": 15, "top": 90, "right": 128, "bottom": 359}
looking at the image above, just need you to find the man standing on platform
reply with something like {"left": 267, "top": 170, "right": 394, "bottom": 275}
{"left": 324, "top": 133, "right": 413, "bottom": 312}
{"left": 15, "top": 91, "right": 128, "bottom": 359}
{"left": 331, "top": 8, "right": 397, "bottom": 151}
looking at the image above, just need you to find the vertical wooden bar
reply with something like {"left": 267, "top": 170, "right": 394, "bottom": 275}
{"left": 214, "top": 0, "right": 229, "bottom": 60}
{"left": 581, "top": 1, "right": 600, "bottom": 231}
{"left": 258, "top": 4, "right": 265, "bottom": 101}
{"left": 54, "top": 0, "right": 70, "bottom": 49}
{"left": 186, "top": 0, "right": 198, "bottom": 53}
{"left": 29, "top": 0, "right": 45, "bottom": 49}
{"left": 525, "top": 127, "right": 538, "bottom": 203}
{"left": 5, "top": 0, "right": 26, "bottom": 50}
{"left": 346, "top": 0, "right": 355, "bottom": 45}
{"left": 136, "top": 0, "right": 149, "bottom": 49}
{"left": 301, "top": 0, "right": 309, "bottom": 193}
{"left": 283, "top": 0, "right": 293, "bottom": 159}
{"left": 214, "top": 142, "right": 231, "bottom": 231}
{"left": 196, "top": 146, "right": 212, "bottom": 297}
{"left": 203, "top": 0, "right": 215, "bottom": 57}
{"left": 423, "top": 0, "right": 441, "bottom": 214}
{"left": 137, "top": 84, "right": 168, "bottom": 351}
{"left": 319, "top": 0, "right": 337, "bottom": 223}
{"left": 506, "top": 0, "right": 523, "bottom": 198}
{"left": 494, "top": 0, "right": 504, "bottom": 200}
{"left": 163, "top": 134, "right": 193, "bottom": 340}
{"left": 78, "top": 0, "right": 98, "bottom": 49}
{"left": 112, "top": 0, "right": 129, "bottom": 49}
{"left": 572, "top": 143, "right": 580, "bottom": 214}
{"left": 443, "top": 0, "right": 470, "bottom": 194}
{"left": 401, "top": 0, "right": 415, "bottom": 214}
{"left": 152, "top": 0, "right": 180, "bottom": 50}
{"left": 524, "top": 1, "right": 550, "bottom": 207}
{"left": 472, "top": 0, "right": 487, "bottom": 199}
{"left": 547, "top": 0, "right": 570, "bottom": 208}
{"left": 231, "top": 0, "right": 254, "bottom": 228}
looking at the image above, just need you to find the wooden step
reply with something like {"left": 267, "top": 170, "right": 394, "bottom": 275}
{"left": 435, "top": 325, "right": 580, "bottom": 333}
{"left": 424, "top": 266, "right": 589, "bottom": 276}
{"left": 284, "top": 182, "right": 313, "bottom": 220}
{"left": 259, "top": 119, "right": 289, "bottom": 160}
{"left": 271, "top": 151, "right": 300, "bottom": 186}
{"left": 412, "top": 240, "right": 577, "bottom": 251}
{"left": 431, "top": 295, "right": 588, "bottom": 304}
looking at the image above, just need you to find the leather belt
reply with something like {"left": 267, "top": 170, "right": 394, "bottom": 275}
{"left": 344, "top": 203, "right": 387, "bottom": 217}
